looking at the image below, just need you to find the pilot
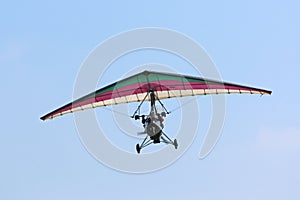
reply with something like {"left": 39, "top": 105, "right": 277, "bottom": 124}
{"left": 142, "top": 116, "right": 151, "bottom": 127}
{"left": 157, "top": 113, "right": 164, "bottom": 129}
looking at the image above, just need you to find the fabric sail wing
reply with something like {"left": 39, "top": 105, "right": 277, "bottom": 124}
{"left": 40, "top": 71, "right": 272, "bottom": 120}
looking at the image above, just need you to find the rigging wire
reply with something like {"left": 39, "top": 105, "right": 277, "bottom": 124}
{"left": 99, "top": 96, "right": 199, "bottom": 117}
{"left": 100, "top": 106, "right": 130, "bottom": 117}
{"left": 169, "top": 96, "right": 199, "bottom": 113}
{"left": 99, "top": 105, "right": 149, "bottom": 117}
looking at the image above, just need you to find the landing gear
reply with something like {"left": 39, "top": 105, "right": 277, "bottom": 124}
{"left": 161, "top": 132, "right": 178, "bottom": 149}
{"left": 136, "top": 133, "right": 178, "bottom": 154}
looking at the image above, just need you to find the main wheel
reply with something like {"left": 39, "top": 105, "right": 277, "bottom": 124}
{"left": 174, "top": 139, "right": 178, "bottom": 149}
{"left": 136, "top": 144, "right": 141, "bottom": 154}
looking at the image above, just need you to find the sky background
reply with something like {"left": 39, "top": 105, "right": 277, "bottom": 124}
{"left": 1, "top": 0, "right": 300, "bottom": 199}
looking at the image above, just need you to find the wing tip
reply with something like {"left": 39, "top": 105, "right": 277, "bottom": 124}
{"left": 40, "top": 115, "right": 47, "bottom": 121}
{"left": 266, "top": 90, "right": 272, "bottom": 95}
{"left": 40, "top": 113, "right": 52, "bottom": 121}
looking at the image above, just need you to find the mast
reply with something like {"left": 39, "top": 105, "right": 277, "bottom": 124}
{"left": 149, "top": 90, "right": 156, "bottom": 113}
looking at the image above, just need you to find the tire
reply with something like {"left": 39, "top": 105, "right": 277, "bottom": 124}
{"left": 136, "top": 144, "right": 141, "bottom": 154}
{"left": 174, "top": 139, "right": 178, "bottom": 149}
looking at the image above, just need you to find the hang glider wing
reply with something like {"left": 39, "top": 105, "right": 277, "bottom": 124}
{"left": 40, "top": 70, "right": 272, "bottom": 120}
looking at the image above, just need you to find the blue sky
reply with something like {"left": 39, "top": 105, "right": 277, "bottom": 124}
{"left": 1, "top": 0, "right": 300, "bottom": 199}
